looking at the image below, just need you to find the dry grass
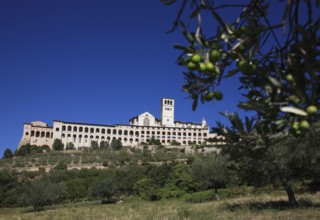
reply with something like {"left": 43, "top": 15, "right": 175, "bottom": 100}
{"left": 1, "top": 193, "right": 320, "bottom": 220}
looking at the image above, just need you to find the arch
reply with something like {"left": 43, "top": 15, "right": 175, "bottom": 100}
{"left": 183, "top": 141, "right": 186, "bottom": 145}
{"left": 84, "top": 135, "right": 88, "bottom": 138}
{"left": 113, "top": 129, "right": 117, "bottom": 135}
{"left": 55, "top": 127, "right": 60, "bottom": 132}
{"left": 46, "top": 132, "right": 50, "bottom": 138}
{"left": 135, "top": 138, "right": 139, "bottom": 142}
{"left": 124, "top": 130, "right": 128, "bottom": 135}
{"left": 68, "top": 126, "right": 72, "bottom": 131}
{"left": 96, "top": 128, "right": 100, "bottom": 133}
{"left": 129, "top": 131, "right": 134, "bottom": 135}
{"left": 73, "top": 134, "right": 76, "bottom": 142}
{"left": 135, "top": 131, "right": 139, "bottom": 136}
{"left": 107, "top": 129, "right": 111, "bottom": 134}
{"left": 152, "top": 131, "right": 155, "bottom": 135}
{"left": 62, "top": 133, "right": 65, "bottom": 138}
{"left": 62, "top": 126, "right": 66, "bottom": 131}
{"left": 168, "top": 132, "right": 171, "bottom": 136}
{"left": 188, "top": 133, "right": 191, "bottom": 136}
{"left": 173, "top": 132, "right": 176, "bottom": 136}
{"left": 162, "top": 131, "right": 166, "bottom": 135}
{"left": 67, "top": 134, "right": 71, "bottom": 137}
{"left": 129, "top": 138, "right": 133, "bottom": 142}
{"left": 101, "top": 129, "right": 105, "bottom": 134}
{"left": 25, "top": 132, "right": 29, "bottom": 135}
{"left": 90, "top": 128, "right": 94, "bottom": 133}
{"left": 124, "top": 138, "right": 128, "bottom": 142}
{"left": 31, "top": 131, "right": 35, "bottom": 136}
{"left": 79, "top": 127, "right": 83, "bottom": 132}
{"left": 107, "top": 137, "right": 111, "bottom": 141}
{"left": 118, "top": 130, "right": 122, "bottom": 135}
{"left": 79, "top": 135, "right": 82, "bottom": 142}
{"left": 85, "top": 127, "right": 89, "bottom": 133}
{"left": 41, "top": 131, "right": 45, "bottom": 137}
{"left": 146, "top": 131, "right": 150, "bottom": 134}
{"left": 73, "top": 126, "right": 77, "bottom": 132}
{"left": 162, "top": 140, "right": 165, "bottom": 143}
{"left": 118, "top": 138, "right": 122, "bottom": 141}
{"left": 143, "top": 117, "right": 150, "bottom": 126}
{"left": 157, "top": 131, "right": 160, "bottom": 135}
{"left": 101, "top": 136, "right": 105, "bottom": 140}
{"left": 90, "top": 135, "right": 93, "bottom": 139}
{"left": 96, "top": 136, "right": 99, "bottom": 139}
{"left": 194, "top": 133, "right": 197, "bottom": 136}
{"left": 178, "top": 132, "right": 181, "bottom": 136}
{"left": 198, "top": 133, "right": 202, "bottom": 136}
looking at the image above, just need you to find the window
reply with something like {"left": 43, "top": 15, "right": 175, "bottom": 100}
{"left": 68, "top": 126, "right": 72, "bottom": 131}
{"left": 79, "top": 127, "right": 83, "bottom": 132}
{"left": 101, "top": 129, "right": 105, "bottom": 134}
{"left": 96, "top": 128, "right": 100, "bottom": 133}
{"left": 62, "top": 126, "right": 66, "bottom": 131}
{"left": 25, "top": 132, "right": 29, "bottom": 135}
{"left": 143, "top": 118, "right": 150, "bottom": 126}
{"left": 31, "top": 131, "right": 35, "bottom": 136}
{"left": 73, "top": 126, "right": 77, "bottom": 132}
{"left": 90, "top": 128, "right": 94, "bottom": 133}
{"left": 56, "top": 128, "right": 60, "bottom": 132}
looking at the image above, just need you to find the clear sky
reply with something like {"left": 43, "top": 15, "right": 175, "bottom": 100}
{"left": 0, "top": 0, "right": 286, "bottom": 156}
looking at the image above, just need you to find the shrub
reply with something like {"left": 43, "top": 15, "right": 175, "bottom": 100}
{"left": 184, "top": 190, "right": 216, "bottom": 203}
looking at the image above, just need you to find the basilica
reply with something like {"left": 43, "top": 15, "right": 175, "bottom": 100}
{"left": 18, "top": 98, "right": 218, "bottom": 149}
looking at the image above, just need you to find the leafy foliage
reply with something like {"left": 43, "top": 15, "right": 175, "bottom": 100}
{"left": 111, "top": 139, "right": 123, "bottom": 150}
{"left": 3, "top": 148, "right": 13, "bottom": 159}
{"left": 17, "top": 178, "right": 67, "bottom": 211}
{"left": 52, "top": 139, "right": 64, "bottom": 151}
{"left": 90, "top": 178, "right": 118, "bottom": 203}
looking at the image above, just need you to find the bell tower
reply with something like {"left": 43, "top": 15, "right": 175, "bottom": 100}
{"left": 161, "top": 98, "right": 175, "bottom": 127}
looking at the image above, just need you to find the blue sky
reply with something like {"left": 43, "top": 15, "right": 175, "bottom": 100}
{"left": 0, "top": 0, "right": 287, "bottom": 156}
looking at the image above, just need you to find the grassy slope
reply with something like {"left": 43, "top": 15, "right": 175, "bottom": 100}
{"left": 1, "top": 193, "right": 320, "bottom": 220}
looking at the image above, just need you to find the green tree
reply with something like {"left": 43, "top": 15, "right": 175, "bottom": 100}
{"left": 100, "top": 140, "right": 109, "bottom": 149}
{"left": 90, "top": 178, "right": 118, "bottom": 203}
{"left": 3, "top": 148, "right": 13, "bottom": 159}
{"left": 18, "top": 178, "right": 67, "bottom": 211}
{"left": 191, "top": 154, "right": 233, "bottom": 195}
{"left": 52, "top": 139, "right": 64, "bottom": 151}
{"left": 162, "top": 0, "right": 320, "bottom": 207}
{"left": 91, "top": 141, "right": 99, "bottom": 150}
{"left": 111, "top": 139, "right": 122, "bottom": 150}
{"left": 66, "top": 142, "right": 75, "bottom": 150}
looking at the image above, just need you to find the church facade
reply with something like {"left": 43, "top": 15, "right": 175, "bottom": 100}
{"left": 18, "top": 98, "right": 218, "bottom": 149}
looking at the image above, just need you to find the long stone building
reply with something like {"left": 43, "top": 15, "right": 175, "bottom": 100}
{"left": 18, "top": 98, "right": 218, "bottom": 149}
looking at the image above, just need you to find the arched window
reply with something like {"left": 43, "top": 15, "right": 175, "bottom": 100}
{"left": 107, "top": 129, "right": 111, "bottom": 134}
{"left": 90, "top": 135, "right": 93, "bottom": 139}
{"left": 129, "top": 131, "right": 134, "bottom": 135}
{"left": 73, "top": 134, "right": 76, "bottom": 142}
{"left": 68, "top": 126, "right": 72, "bottom": 131}
{"left": 62, "top": 126, "right": 66, "bottom": 131}
{"left": 141, "top": 131, "right": 145, "bottom": 134}
{"left": 124, "top": 130, "right": 128, "bottom": 135}
{"left": 101, "top": 129, "right": 105, "bottom": 134}
{"left": 135, "top": 131, "right": 139, "bottom": 136}
{"left": 62, "top": 133, "right": 65, "bottom": 138}
{"left": 46, "top": 132, "right": 50, "bottom": 138}
{"left": 31, "top": 131, "right": 35, "bottom": 136}
{"left": 143, "top": 118, "right": 150, "bottom": 126}
{"left": 25, "top": 132, "right": 29, "bottom": 136}
{"left": 124, "top": 138, "right": 128, "bottom": 142}
{"left": 113, "top": 129, "right": 117, "bottom": 135}
{"left": 96, "top": 136, "right": 99, "bottom": 139}
{"left": 79, "top": 127, "right": 83, "bottom": 132}
{"left": 135, "top": 138, "right": 139, "bottom": 142}
{"left": 90, "top": 128, "right": 94, "bottom": 133}
{"left": 85, "top": 127, "right": 88, "bottom": 133}
{"left": 79, "top": 135, "right": 82, "bottom": 143}
{"left": 96, "top": 128, "right": 100, "bottom": 133}
{"left": 73, "top": 126, "right": 77, "bottom": 132}
{"left": 118, "top": 130, "right": 122, "bottom": 135}
{"left": 41, "top": 131, "right": 45, "bottom": 137}
{"left": 67, "top": 134, "right": 71, "bottom": 137}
